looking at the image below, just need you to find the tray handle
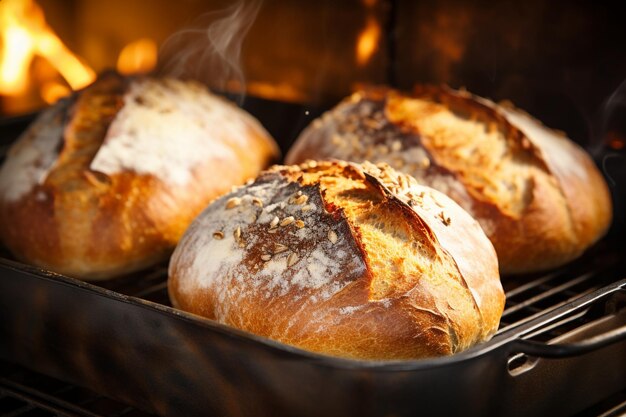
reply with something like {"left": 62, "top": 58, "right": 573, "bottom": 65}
{"left": 514, "top": 324, "right": 626, "bottom": 358}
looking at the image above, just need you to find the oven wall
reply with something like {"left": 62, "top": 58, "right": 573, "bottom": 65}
{"left": 35, "top": 0, "right": 625, "bottom": 143}
{"left": 395, "top": 0, "right": 626, "bottom": 149}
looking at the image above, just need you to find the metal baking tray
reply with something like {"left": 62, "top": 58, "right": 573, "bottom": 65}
{"left": 1, "top": 100, "right": 625, "bottom": 417}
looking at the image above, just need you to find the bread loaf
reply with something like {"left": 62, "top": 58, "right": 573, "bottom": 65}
{"left": 168, "top": 160, "right": 504, "bottom": 360}
{"left": 285, "top": 86, "right": 612, "bottom": 274}
{"left": 0, "top": 72, "right": 280, "bottom": 280}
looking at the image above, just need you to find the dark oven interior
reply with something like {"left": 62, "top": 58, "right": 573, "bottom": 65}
{"left": 1, "top": 1, "right": 626, "bottom": 416}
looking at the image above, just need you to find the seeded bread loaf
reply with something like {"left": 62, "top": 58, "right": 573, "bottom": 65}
{"left": 0, "top": 72, "right": 280, "bottom": 280}
{"left": 285, "top": 86, "right": 612, "bottom": 274}
{"left": 168, "top": 160, "right": 504, "bottom": 360}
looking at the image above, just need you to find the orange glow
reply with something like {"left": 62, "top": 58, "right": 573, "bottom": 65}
{"left": 117, "top": 38, "right": 158, "bottom": 75}
{"left": 246, "top": 80, "right": 306, "bottom": 103}
{"left": 356, "top": 16, "right": 381, "bottom": 67}
{"left": 221, "top": 79, "right": 306, "bottom": 103}
{"left": 41, "top": 80, "right": 70, "bottom": 104}
{"left": 607, "top": 131, "right": 625, "bottom": 150}
{"left": 0, "top": 0, "right": 95, "bottom": 100}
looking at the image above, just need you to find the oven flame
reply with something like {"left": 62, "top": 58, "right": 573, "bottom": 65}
{"left": 0, "top": 0, "right": 95, "bottom": 97}
{"left": 356, "top": 16, "right": 381, "bottom": 67}
{"left": 117, "top": 38, "right": 158, "bottom": 76}
{"left": 40, "top": 79, "right": 70, "bottom": 105}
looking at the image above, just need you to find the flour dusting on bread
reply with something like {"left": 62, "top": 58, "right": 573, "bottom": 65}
{"left": 90, "top": 78, "right": 263, "bottom": 185}
{"left": 169, "top": 160, "right": 504, "bottom": 359}
{"left": 0, "top": 100, "right": 67, "bottom": 202}
{"left": 0, "top": 74, "right": 279, "bottom": 280}
{"left": 170, "top": 171, "right": 366, "bottom": 323}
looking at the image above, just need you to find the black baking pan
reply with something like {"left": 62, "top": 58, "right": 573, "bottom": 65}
{"left": 0, "top": 243, "right": 625, "bottom": 417}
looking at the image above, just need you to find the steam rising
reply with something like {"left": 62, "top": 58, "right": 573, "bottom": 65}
{"left": 599, "top": 79, "right": 626, "bottom": 142}
{"left": 592, "top": 79, "right": 626, "bottom": 152}
{"left": 157, "top": 0, "right": 261, "bottom": 103}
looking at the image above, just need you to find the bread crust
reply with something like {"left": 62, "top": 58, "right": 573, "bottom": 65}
{"left": 285, "top": 86, "right": 612, "bottom": 274}
{"left": 168, "top": 160, "right": 504, "bottom": 360}
{"left": 0, "top": 73, "right": 280, "bottom": 279}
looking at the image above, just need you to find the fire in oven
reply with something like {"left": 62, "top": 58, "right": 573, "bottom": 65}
{"left": 0, "top": 0, "right": 625, "bottom": 416}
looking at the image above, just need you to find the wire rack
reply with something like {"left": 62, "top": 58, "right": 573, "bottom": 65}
{"left": 1, "top": 361, "right": 154, "bottom": 417}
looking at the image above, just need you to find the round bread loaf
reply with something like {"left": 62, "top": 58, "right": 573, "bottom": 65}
{"left": 285, "top": 86, "right": 612, "bottom": 274}
{"left": 0, "top": 72, "right": 280, "bottom": 280}
{"left": 168, "top": 160, "right": 504, "bottom": 360}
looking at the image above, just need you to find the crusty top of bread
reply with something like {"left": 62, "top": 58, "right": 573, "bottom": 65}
{"left": 0, "top": 73, "right": 280, "bottom": 279}
{"left": 0, "top": 74, "right": 278, "bottom": 203}
{"left": 169, "top": 160, "right": 504, "bottom": 360}
{"left": 90, "top": 77, "right": 273, "bottom": 186}
{"left": 285, "top": 86, "right": 612, "bottom": 273}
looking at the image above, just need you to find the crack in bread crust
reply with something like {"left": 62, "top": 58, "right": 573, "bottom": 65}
{"left": 169, "top": 160, "right": 504, "bottom": 359}
{"left": 359, "top": 170, "right": 484, "bottom": 344}
{"left": 285, "top": 86, "right": 612, "bottom": 274}
{"left": 45, "top": 72, "right": 128, "bottom": 190}
{"left": 0, "top": 73, "right": 280, "bottom": 279}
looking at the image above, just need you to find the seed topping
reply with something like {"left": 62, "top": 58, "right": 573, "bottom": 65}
{"left": 225, "top": 197, "right": 241, "bottom": 209}
{"left": 438, "top": 211, "right": 451, "bottom": 226}
{"left": 294, "top": 194, "right": 308, "bottom": 205}
{"left": 280, "top": 216, "right": 295, "bottom": 227}
{"left": 287, "top": 252, "right": 299, "bottom": 267}
{"left": 328, "top": 230, "right": 338, "bottom": 244}
{"left": 274, "top": 244, "right": 288, "bottom": 254}
{"left": 269, "top": 216, "right": 279, "bottom": 228}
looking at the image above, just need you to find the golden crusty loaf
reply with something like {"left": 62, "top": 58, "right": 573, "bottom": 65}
{"left": 168, "top": 160, "right": 504, "bottom": 360}
{"left": 0, "top": 72, "right": 280, "bottom": 280}
{"left": 285, "top": 86, "right": 612, "bottom": 274}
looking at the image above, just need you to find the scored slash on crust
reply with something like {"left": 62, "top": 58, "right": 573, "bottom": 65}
{"left": 170, "top": 160, "right": 507, "bottom": 359}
